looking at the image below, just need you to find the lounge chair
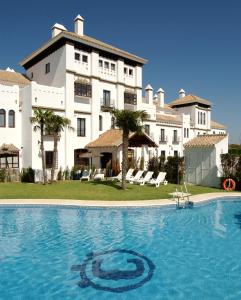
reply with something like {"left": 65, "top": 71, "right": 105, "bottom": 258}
{"left": 109, "top": 171, "right": 122, "bottom": 181}
{"left": 148, "top": 171, "right": 167, "bottom": 188}
{"left": 131, "top": 171, "right": 154, "bottom": 185}
{"left": 93, "top": 169, "right": 105, "bottom": 181}
{"left": 128, "top": 170, "right": 144, "bottom": 184}
{"left": 80, "top": 169, "right": 92, "bottom": 181}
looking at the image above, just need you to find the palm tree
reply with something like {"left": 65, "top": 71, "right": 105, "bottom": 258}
{"left": 46, "top": 114, "right": 71, "bottom": 183}
{"left": 112, "top": 109, "right": 148, "bottom": 189}
{"left": 30, "top": 108, "right": 54, "bottom": 184}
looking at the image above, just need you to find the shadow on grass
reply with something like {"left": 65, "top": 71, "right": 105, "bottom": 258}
{"left": 90, "top": 180, "right": 123, "bottom": 190}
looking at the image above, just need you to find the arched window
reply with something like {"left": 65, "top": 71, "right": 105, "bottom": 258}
{"left": 0, "top": 109, "right": 6, "bottom": 127}
{"left": 8, "top": 110, "right": 15, "bottom": 128}
{"left": 99, "top": 115, "right": 103, "bottom": 131}
{"left": 111, "top": 116, "right": 115, "bottom": 129}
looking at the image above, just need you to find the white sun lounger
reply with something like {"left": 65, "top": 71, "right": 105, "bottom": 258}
{"left": 93, "top": 169, "right": 105, "bottom": 181}
{"left": 80, "top": 169, "right": 92, "bottom": 181}
{"left": 131, "top": 171, "right": 154, "bottom": 185}
{"left": 129, "top": 170, "right": 144, "bottom": 184}
{"left": 109, "top": 171, "right": 122, "bottom": 181}
{"left": 148, "top": 171, "right": 167, "bottom": 188}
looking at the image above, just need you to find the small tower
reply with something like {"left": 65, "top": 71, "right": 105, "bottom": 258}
{"left": 179, "top": 89, "right": 186, "bottom": 98}
{"left": 51, "top": 23, "right": 67, "bottom": 38}
{"left": 145, "top": 84, "right": 153, "bottom": 104}
{"left": 157, "top": 88, "right": 165, "bottom": 108}
{"left": 74, "top": 15, "right": 84, "bottom": 36}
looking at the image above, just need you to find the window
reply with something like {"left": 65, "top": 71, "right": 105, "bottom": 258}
{"left": 45, "top": 63, "right": 50, "bottom": 74}
{"left": 82, "top": 55, "right": 88, "bottom": 63}
{"left": 187, "top": 128, "right": 189, "bottom": 138}
{"left": 31, "top": 72, "right": 33, "bottom": 79}
{"left": 8, "top": 110, "right": 15, "bottom": 128}
{"left": 0, "top": 155, "right": 19, "bottom": 168}
{"left": 203, "top": 112, "right": 206, "bottom": 125}
{"left": 124, "top": 92, "right": 137, "bottom": 105}
{"left": 129, "top": 69, "right": 133, "bottom": 76}
{"left": 103, "top": 90, "right": 111, "bottom": 107}
{"left": 124, "top": 67, "right": 127, "bottom": 74}
{"left": 77, "top": 118, "right": 86, "bottom": 137}
{"left": 99, "top": 60, "right": 103, "bottom": 67}
{"left": 184, "top": 128, "right": 186, "bottom": 138}
{"left": 173, "top": 130, "right": 178, "bottom": 142}
{"left": 99, "top": 115, "right": 103, "bottom": 131}
{"left": 144, "top": 124, "right": 150, "bottom": 135}
{"left": 45, "top": 151, "right": 53, "bottom": 169}
{"left": 0, "top": 109, "right": 6, "bottom": 127}
{"left": 104, "top": 61, "right": 109, "bottom": 69}
{"left": 174, "top": 150, "right": 178, "bottom": 157}
{"left": 111, "top": 116, "right": 115, "bottom": 129}
{"left": 160, "top": 129, "right": 165, "bottom": 141}
{"left": 75, "top": 52, "right": 80, "bottom": 61}
{"left": 161, "top": 150, "right": 166, "bottom": 158}
{"left": 74, "top": 82, "right": 92, "bottom": 97}
{"left": 111, "top": 63, "right": 115, "bottom": 71}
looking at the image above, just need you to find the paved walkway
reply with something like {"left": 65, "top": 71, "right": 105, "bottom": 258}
{"left": 0, "top": 192, "right": 241, "bottom": 207}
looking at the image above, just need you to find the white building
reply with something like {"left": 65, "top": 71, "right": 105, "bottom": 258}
{"left": 0, "top": 15, "right": 227, "bottom": 174}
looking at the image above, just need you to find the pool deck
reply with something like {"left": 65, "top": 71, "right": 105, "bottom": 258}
{"left": 1, "top": 192, "right": 241, "bottom": 207}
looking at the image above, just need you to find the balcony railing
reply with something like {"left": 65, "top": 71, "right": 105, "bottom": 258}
{"left": 100, "top": 98, "right": 115, "bottom": 111}
{"left": 159, "top": 136, "right": 168, "bottom": 144}
{"left": 172, "top": 137, "right": 180, "bottom": 144}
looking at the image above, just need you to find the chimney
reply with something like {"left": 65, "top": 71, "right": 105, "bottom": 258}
{"left": 179, "top": 89, "right": 186, "bottom": 98}
{"left": 51, "top": 23, "right": 67, "bottom": 38}
{"left": 145, "top": 84, "right": 153, "bottom": 104}
{"left": 74, "top": 15, "right": 84, "bottom": 36}
{"left": 157, "top": 88, "right": 165, "bottom": 108}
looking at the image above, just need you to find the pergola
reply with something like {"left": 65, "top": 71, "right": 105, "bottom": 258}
{"left": 0, "top": 144, "right": 19, "bottom": 169}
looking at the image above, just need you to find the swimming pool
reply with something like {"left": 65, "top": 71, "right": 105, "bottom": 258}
{"left": 1, "top": 199, "right": 241, "bottom": 299}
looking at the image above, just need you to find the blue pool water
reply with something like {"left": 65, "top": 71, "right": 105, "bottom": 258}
{"left": 1, "top": 199, "right": 241, "bottom": 299}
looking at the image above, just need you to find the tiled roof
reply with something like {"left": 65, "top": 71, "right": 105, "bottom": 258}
{"left": 169, "top": 94, "right": 212, "bottom": 107}
{"left": 86, "top": 129, "right": 157, "bottom": 148}
{"left": 20, "top": 31, "right": 147, "bottom": 67}
{"left": 87, "top": 129, "right": 123, "bottom": 148}
{"left": 156, "top": 114, "right": 182, "bottom": 125}
{"left": 184, "top": 134, "right": 227, "bottom": 148}
{"left": 211, "top": 120, "right": 226, "bottom": 129}
{"left": 0, "top": 143, "right": 19, "bottom": 155}
{"left": 0, "top": 70, "right": 30, "bottom": 86}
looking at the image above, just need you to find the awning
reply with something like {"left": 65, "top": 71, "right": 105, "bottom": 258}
{"left": 79, "top": 152, "right": 104, "bottom": 158}
{"left": 0, "top": 144, "right": 19, "bottom": 156}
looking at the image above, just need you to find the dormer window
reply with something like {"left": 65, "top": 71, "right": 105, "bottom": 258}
{"left": 45, "top": 63, "right": 50, "bottom": 74}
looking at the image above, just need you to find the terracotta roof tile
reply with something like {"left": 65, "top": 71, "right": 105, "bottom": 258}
{"left": 184, "top": 134, "right": 227, "bottom": 148}
{"left": 156, "top": 114, "right": 182, "bottom": 125}
{"left": 211, "top": 120, "right": 226, "bottom": 129}
{"left": 169, "top": 94, "right": 212, "bottom": 107}
{"left": 0, "top": 70, "right": 30, "bottom": 86}
{"left": 87, "top": 129, "right": 123, "bottom": 148}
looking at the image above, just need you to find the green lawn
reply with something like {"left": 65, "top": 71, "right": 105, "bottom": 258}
{"left": 0, "top": 181, "right": 225, "bottom": 201}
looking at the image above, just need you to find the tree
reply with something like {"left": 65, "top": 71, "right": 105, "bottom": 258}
{"left": 30, "top": 108, "right": 54, "bottom": 184}
{"left": 112, "top": 109, "right": 148, "bottom": 189}
{"left": 45, "top": 114, "right": 71, "bottom": 183}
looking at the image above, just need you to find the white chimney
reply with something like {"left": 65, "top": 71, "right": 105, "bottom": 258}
{"left": 157, "top": 88, "right": 165, "bottom": 108}
{"left": 145, "top": 84, "right": 153, "bottom": 104}
{"left": 179, "top": 89, "right": 186, "bottom": 98}
{"left": 74, "top": 15, "right": 84, "bottom": 36}
{"left": 51, "top": 23, "right": 67, "bottom": 38}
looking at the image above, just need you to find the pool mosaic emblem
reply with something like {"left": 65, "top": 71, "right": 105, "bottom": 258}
{"left": 71, "top": 249, "right": 155, "bottom": 293}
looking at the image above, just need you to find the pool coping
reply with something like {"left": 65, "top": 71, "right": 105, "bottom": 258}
{"left": 0, "top": 192, "right": 241, "bottom": 208}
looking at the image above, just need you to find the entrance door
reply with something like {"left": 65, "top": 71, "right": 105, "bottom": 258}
{"left": 100, "top": 152, "right": 112, "bottom": 169}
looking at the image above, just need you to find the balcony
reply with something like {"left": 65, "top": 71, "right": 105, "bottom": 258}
{"left": 100, "top": 98, "right": 115, "bottom": 112}
{"left": 172, "top": 137, "right": 180, "bottom": 144}
{"left": 159, "top": 136, "right": 168, "bottom": 144}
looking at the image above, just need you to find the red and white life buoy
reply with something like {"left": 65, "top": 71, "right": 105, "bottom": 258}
{"left": 222, "top": 178, "right": 236, "bottom": 191}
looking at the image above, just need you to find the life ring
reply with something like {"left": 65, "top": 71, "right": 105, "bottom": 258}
{"left": 223, "top": 178, "right": 236, "bottom": 191}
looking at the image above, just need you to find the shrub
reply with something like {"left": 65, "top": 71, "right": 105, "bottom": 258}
{"left": 0, "top": 169, "right": 6, "bottom": 182}
{"left": 21, "top": 168, "right": 35, "bottom": 183}
{"left": 164, "top": 156, "right": 184, "bottom": 184}
{"left": 148, "top": 156, "right": 159, "bottom": 177}
{"left": 57, "top": 167, "right": 63, "bottom": 181}
{"left": 63, "top": 167, "right": 70, "bottom": 180}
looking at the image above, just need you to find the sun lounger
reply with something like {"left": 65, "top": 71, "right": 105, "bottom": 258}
{"left": 94, "top": 169, "right": 105, "bottom": 181}
{"left": 131, "top": 171, "right": 154, "bottom": 185}
{"left": 129, "top": 170, "right": 144, "bottom": 184}
{"left": 148, "top": 172, "right": 167, "bottom": 187}
{"left": 80, "top": 169, "right": 92, "bottom": 181}
{"left": 109, "top": 171, "right": 122, "bottom": 181}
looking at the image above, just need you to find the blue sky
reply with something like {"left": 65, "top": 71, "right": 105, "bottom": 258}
{"left": 0, "top": 0, "right": 240, "bottom": 143}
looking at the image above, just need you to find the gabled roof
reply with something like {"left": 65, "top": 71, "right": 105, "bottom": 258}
{"left": 184, "top": 134, "right": 227, "bottom": 148}
{"left": 20, "top": 31, "right": 147, "bottom": 68}
{"left": 0, "top": 70, "right": 30, "bottom": 86}
{"left": 86, "top": 129, "right": 157, "bottom": 148}
{"left": 169, "top": 94, "right": 212, "bottom": 107}
{"left": 211, "top": 120, "right": 226, "bottom": 130}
